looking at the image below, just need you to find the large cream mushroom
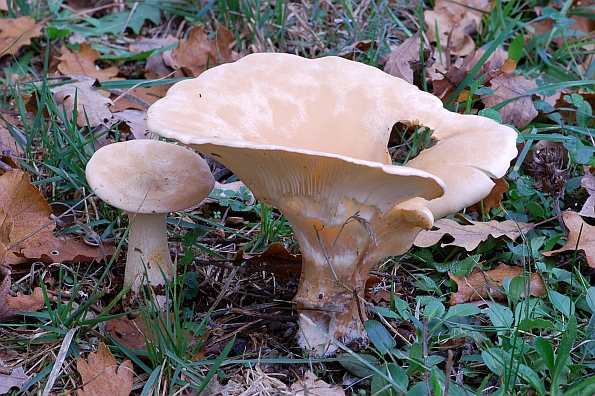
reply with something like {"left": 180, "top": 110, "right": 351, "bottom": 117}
{"left": 146, "top": 53, "right": 518, "bottom": 356}
{"left": 86, "top": 139, "right": 215, "bottom": 292}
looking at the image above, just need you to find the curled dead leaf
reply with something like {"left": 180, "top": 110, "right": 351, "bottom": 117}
{"left": 384, "top": 33, "right": 421, "bottom": 84}
{"left": 414, "top": 218, "right": 535, "bottom": 251}
{"left": 466, "top": 177, "right": 510, "bottom": 214}
{"left": 482, "top": 74, "right": 538, "bottom": 128}
{"left": 51, "top": 79, "right": 113, "bottom": 128}
{"left": 424, "top": 0, "right": 489, "bottom": 56}
{"left": 168, "top": 25, "right": 239, "bottom": 77}
{"left": 236, "top": 242, "right": 302, "bottom": 279}
{"left": 449, "top": 264, "right": 546, "bottom": 305}
{"left": 543, "top": 211, "right": 595, "bottom": 268}
{"left": 579, "top": 170, "right": 595, "bottom": 219}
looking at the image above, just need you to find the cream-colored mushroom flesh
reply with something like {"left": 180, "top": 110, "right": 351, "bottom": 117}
{"left": 86, "top": 140, "right": 215, "bottom": 292}
{"left": 147, "top": 53, "right": 518, "bottom": 356}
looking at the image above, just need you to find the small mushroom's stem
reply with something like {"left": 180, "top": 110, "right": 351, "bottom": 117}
{"left": 124, "top": 212, "right": 174, "bottom": 292}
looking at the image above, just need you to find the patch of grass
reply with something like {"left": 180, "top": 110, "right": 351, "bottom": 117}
{"left": 2, "top": 0, "right": 595, "bottom": 395}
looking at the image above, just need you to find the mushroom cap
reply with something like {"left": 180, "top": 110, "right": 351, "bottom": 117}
{"left": 147, "top": 53, "right": 448, "bottom": 224}
{"left": 147, "top": 53, "right": 517, "bottom": 225}
{"left": 86, "top": 140, "right": 214, "bottom": 213}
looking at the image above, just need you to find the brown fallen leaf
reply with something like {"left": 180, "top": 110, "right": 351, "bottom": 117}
{"left": 0, "top": 366, "right": 30, "bottom": 394}
{"left": 129, "top": 35, "right": 178, "bottom": 78}
{"left": 291, "top": 370, "right": 345, "bottom": 396}
{"left": 449, "top": 264, "right": 546, "bottom": 305}
{"left": 424, "top": 0, "right": 489, "bottom": 56}
{"left": 105, "top": 316, "right": 147, "bottom": 351}
{"left": 6, "top": 287, "right": 46, "bottom": 313}
{"left": 236, "top": 242, "right": 302, "bottom": 279}
{"left": 57, "top": 43, "right": 120, "bottom": 81}
{"left": 108, "top": 85, "right": 169, "bottom": 112}
{"left": 77, "top": 342, "right": 133, "bottom": 396}
{"left": 0, "top": 169, "right": 116, "bottom": 265}
{"left": 482, "top": 74, "right": 538, "bottom": 128}
{"left": 111, "top": 110, "right": 148, "bottom": 139}
{"left": 432, "top": 49, "right": 485, "bottom": 100}
{"left": 543, "top": 211, "right": 595, "bottom": 267}
{"left": 384, "top": 33, "right": 421, "bottom": 84}
{"left": 168, "top": 25, "right": 239, "bottom": 77}
{"left": 366, "top": 289, "right": 391, "bottom": 304}
{"left": 466, "top": 177, "right": 510, "bottom": 214}
{"left": 0, "top": 16, "right": 43, "bottom": 57}
{"left": 0, "top": 266, "right": 45, "bottom": 321}
{"left": 51, "top": 79, "right": 113, "bottom": 128}
{"left": 19, "top": 236, "right": 116, "bottom": 264}
{"left": 579, "top": 170, "right": 595, "bottom": 219}
{"left": 414, "top": 218, "right": 535, "bottom": 251}
{"left": 0, "top": 123, "right": 22, "bottom": 156}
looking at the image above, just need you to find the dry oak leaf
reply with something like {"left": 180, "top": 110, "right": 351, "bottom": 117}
{"left": 108, "top": 84, "right": 170, "bottom": 112}
{"left": 129, "top": 35, "right": 178, "bottom": 78}
{"left": 236, "top": 242, "right": 302, "bottom": 279}
{"left": 0, "top": 366, "right": 29, "bottom": 394}
{"left": 111, "top": 110, "right": 148, "bottom": 139}
{"left": 414, "top": 218, "right": 535, "bottom": 251}
{"left": 57, "top": 43, "right": 119, "bottom": 81}
{"left": 0, "top": 267, "right": 45, "bottom": 320}
{"left": 0, "top": 16, "right": 42, "bottom": 57}
{"left": 291, "top": 370, "right": 346, "bottom": 396}
{"left": 424, "top": 0, "right": 489, "bottom": 56}
{"left": 543, "top": 211, "right": 595, "bottom": 267}
{"left": 0, "top": 169, "right": 115, "bottom": 265}
{"left": 432, "top": 49, "right": 486, "bottom": 100}
{"left": 169, "top": 25, "right": 239, "bottom": 77}
{"left": 449, "top": 264, "right": 546, "bottom": 305}
{"left": 51, "top": 79, "right": 113, "bottom": 128}
{"left": 77, "top": 342, "right": 133, "bottom": 396}
{"left": 384, "top": 33, "right": 421, "bottom": 84}
{"left": 579, "top": 170, "right": 595, "bottom": 219}
{"left": 467, "top": 177, "right": 510, "bottom": 214}
{"left": 0, "top": 169, "right": 54, "bottom": 264}
{"left": 482, "top": 74, "right": 538, "bottom": 128}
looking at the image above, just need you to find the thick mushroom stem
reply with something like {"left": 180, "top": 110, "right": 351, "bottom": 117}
{"left": 124, "top": 212, "right": 174, "bottom": 292}
{"left": 289, "top": 205, "right": 433, "bottom": 356}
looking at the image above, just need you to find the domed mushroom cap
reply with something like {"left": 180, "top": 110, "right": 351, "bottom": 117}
{"left": 86, "top": 140, "right": 214, "bottom": 213}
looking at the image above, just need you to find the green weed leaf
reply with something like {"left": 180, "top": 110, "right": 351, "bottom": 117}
{"left": 443, "top": 304, "right": 481, "bottom": 321}
{"left": 371, "top": 363, "right": 408, "bottom": 396}
{"left": 423, "top": 300, "right": 445, "bottom": 320}
{"left": 552, "top": 316, "right": 577, "bottom": 392}
{"left": 549, "top": 291, "right": 575, "bottom": 318}
{"left": 487, "top": 304, "right": 514, "bottom": 331}
{"left": 337, "top": 353, "right": 378, "bottom": 378}
{"left": 534, "top": 337, "right": 555, "bottom": 372}
{"left": 364, "top": 320, "right": 396, "bottom": 355}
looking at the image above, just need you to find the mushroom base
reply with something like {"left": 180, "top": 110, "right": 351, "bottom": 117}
{"left": 296, "top": 290, "right": 368, "bottom": 357}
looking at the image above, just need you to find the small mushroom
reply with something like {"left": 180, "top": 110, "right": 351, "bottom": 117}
{"left": 86, "top": 139, "right": 215, "bottom": 292}
{"left": 146, "top": 53, "right": 518, "bottom": 355}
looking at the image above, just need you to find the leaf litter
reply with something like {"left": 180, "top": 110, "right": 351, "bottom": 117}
{"left": 2, "top": 0, "right": 595, "bottom": 394}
